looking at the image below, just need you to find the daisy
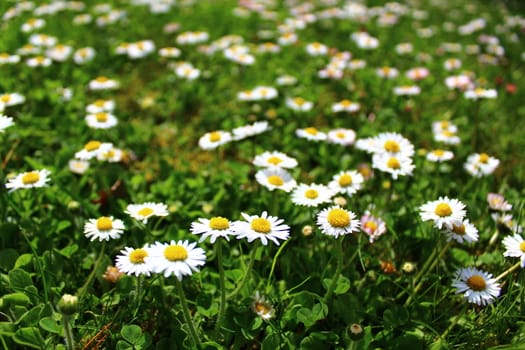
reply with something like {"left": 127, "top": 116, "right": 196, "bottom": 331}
{"left": 258, "top": 42, "right": 280, "bottom": 54}
{"left": 85, "top": 112, "right": 118, "bottom": 129}
{"left": 371, "top": 132, "right": 415, "bottom": 157}
{"left": 327, "top": 128, "right": 356, "bottom": 146}
{"left": 348, "top": 59, "right": 366, "bottom": 70}
{"left": 253, "top": 151, "right": 298, "bottom": 169}
{"left": 503, "top": 234, "right": 525, "bottom": 267}
{"left": 190, "top": 216, "right": 236, "bottom": 243}
{"left": 492, "top": 213, "right": 523, "bottom": 234}
{"left": 255, "top": 168, "right": 296, "bottom": 192}
{"left": 355, "top": 35, "right": 379, "bottom": 50}
{"left": 332, "top": 100, "right": 360, "bottom": 113}
{"left": 176, "top": 31, "right": 209, "bottom": 45}
{"left": 295, "top": 127, "right": 327, "bottom": 142}
{"left": 317, "top": 206, "right": 360, "bottom": 238}
{"left": 17, "top": 44, "right": 40, "bottom": 56}
{"left": 0, "top": 115, "right": 14, "bottom": 132}
{"left": 26, "top": 55, "right": 52, "bottom": 67}
{"left": 29, "top": 33, "right": 57, "bottom": 47}
{"left": 115, "top": 246, "right": 153, "bottom": 276}
{"left": 198, "top": 130, "right": 232, "bottom": 150}
{"left": 84, "top": 216, "right": 125, "bottom": 241}
{"left": 444, "top": 58, "right": 462, "bottom": 71}
{"left": 277, "top": 32, "right": 298, "bottom": 46}
{"left": 360, "top": 212, "right": 386, "bottom": 243}
{"left": 46, "top": 44, "right": 72, "bottom": 62}
{"left": 306, "top": 42, "right": 328, "bottom": 56}
{"left": 232, "top": 121, "right": 270, "bottom": 140}
{"left": 286, "top": 97, "right": 313, "bottom": 112}
{"left": 0, "top": 93, "right": 26, "bottom": 107}
{"left": 393, "top": 85, "right": 421, "bottom": 96}
{"left": 434, "top": 130, "right": 461, "bottom": 145}
{"left": 126, "top": 202, "right": 169, "bottom": 224}
{"left": 128, "top": 40, "right": 155, "bottom": 59}
{"left": 251, "top": 291, "right": 274, "bottom": 320}
{"left": 329, "top": 170, "right": 365, "bottom": 197}
{"left": 419, "top": 196, "right": 466, "bottom": 230}
{"left": 443, "top": 219, "right": 479, "bottom": 244}
{"left": 406, "top": 67, "right": 429, "bottom": 81}
{"left": 74, "top": 140, "right": 113, "bottom": 160}
{"left": 86, "top": 99, "right": 115, "bottom": 114}
{"left": 175, "top": 64, "right": 201, "bottom": 80}
{"left": 432, "top": 120, "right": 458, "bottom": 134}
{"left": 464, "top": 153, "right": 499, "bottom": 177}
{"left": 426, "top": 149, "right": 454, "bottom": 162}
{"left": 464, "top": 88, "right": 497, "bottom": 99}
{"left": 88, "top": 76, "right": 119, "bottom": 90}
{"left": 73, "top": 14, "right": 92, "bottom": 25}
{"left": 452, "top": 267, "right": 500, "bottom": 306}
{"left": 5, "top": 169, "right": 51, "bottom": 192}
{"left": 96, "top": 146, "right": 123, "bottom": 163}
{"left": 291, "top": 183, "right": 333, "bottom": 207}
{"left": 73, "top": 47, "right": 96, "bottom": 64}
{"left": 487, "top": 193, "right": 512, "bottom": 212}
{"left": 376, "top": 66, "right": 399, "bottom": 79}
{"left": 276, "top": 75, "right": 297, "bottom": 86}
{"left": 148, "top": 240, "right": 206, "bottom": 280}
{"left": 68, "top": 159, "right": 89, "bottom": 174}
{"left": 21, "top": 18, "right": 46, "bottom": 32}
{"left": 158, "top": 47, "right": 181, "bottom": 58}
{"left": 318, "top": 67, "right": 343, "bottom": 80}
{"left": 445, "top": 75, "right": 472, "bottom": 90}
{"left": 233, "top": 211, "right": 290, "bottom": 246}
{"left": 252, "top": 86, "right": 278, "bottom": 100}
{"left": 0, "top": 53, "right": 20, "bottom": 65}
{"left": 372, "top": 154, "right": 415, "bottom": 180}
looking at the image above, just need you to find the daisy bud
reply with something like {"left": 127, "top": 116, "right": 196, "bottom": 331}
{"left": 348, "top": 323, "right": 364, "bottom": 340}
{"left": 57, "top": 294, "right": 78, "bottom": 316}
{"left": 302, "top": 225, "right": 313, "bottom": 236}
{"left": 402, "top": 262, "right": 416, "bottom": 273}
{"left": 333, "top": 196, "right": 347, "bottom": 207}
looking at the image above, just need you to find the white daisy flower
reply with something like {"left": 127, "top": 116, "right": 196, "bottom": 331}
{"left": 291, "top": 183, "right": 334, "bottom": 207}
{"left": 348, "top": 59, "right": 366, "bottom": 70}
{"left": 376, "top": 66, "right": 399, "bottom": 79}
{"left": 190, "top": 216, "right": 236, "bottom": 243}
{"left": 233, "top": 211, "right": 290, "bottom": 246}
{"left": 371, "top": 132, "right": 415, "bottom": 157}
{"left": 464, "top": 88, "right": 497, "bottom": 99}
{"left": 46, "top": 44, "right": 72, "bottom": 62}
{"left": 5, "top": 169, "right": 51, "bottom": 192}
{"left": 85, "top": 112, "right": 118, "bottom": 129}
{"left": 255, "top": 168, "right": 297, "bottom": 192}
{"left": 332, "top": 100, "right": 360, "bottom": 113}
{"left": 393, "top": 85, "right": 421, "bottom": 96}
{"left": 328, "top": 170, "right": 364, "bottom": 197}
{"left": 74, "top": 141, "right": 113, "bottom": 160}
{"left": 286, "top": 97, "right": 313, "bottom": 112}
{"left": 125, "top": 202, "right": 169, "bottom": 224}
{"left": 0, "top": 93, "right": 26, "bottom": 107}
{"left": 464, "top": 153, "right": 499, "bottom": 177}
{"left": 443, "top": 219, "right": 478, "bottom": 244}
{"left": 84, "top": 216, "right": 125, "bottom": 241}
{"left": 0, "top": 114, "right": 14, "bottom": 132}
{"left": 0, "top": 53, "right": 20, "bottom": 65}
{"left": 198, "top": 130, "right": 232, "bottom": 150}
{"left": 73, "top": 47, "right": 96, "bottom": 64}
{"left": 158, "top": 47, "right": 181, "bottom": 58}
{"left": 96, "top": 146, "right": 123, "bottom": 163}
{"left": 252, "top": 86, "right": 278, "bottom": 100}
{"left": 26, "top": 55, "right": 52, "bottom": 67}
{"left": 148, "top": 240, "right": 206, "bottom": 280}
{"left": 88, "top": 76, "right": 119, "bottom": 90}
{"left": 419, "top": 196, "right": 466, "bottom": 230}
{"left": 86, "top": 99, "right": 115, "bottom": 114}
{"left": 327, "top": 128, "right": 356, "bottom": 146}
{"left": 296, "top": 127, "right": 327, "bottom": 142}
{"left": 487, "top": 193, "right": 512, "bottom": 212}
{"left": 434, "top": 130, "right": 461, "bottom": 145}
{"left": 68, "top": 159, "right": 89, "bottom": 174}
{"left": 232, "top": 121, "right": 270, "bottom": 140}
{"left": 426, "top": 149, "right": 454, "bottom": 162}
{"left": 251, "top": 291, "right": 274, "bottom": 320}
{"left": 175, "top": 64, "right": 200, "bottom": 80}
{"left": 452, "top": 267, "right": 500, "bottom": 306}
{"left": 276, "top": 75, "right": 297, "bottom": 86}
{"left": 252, "top": 151, "right": 298, "bottom": 169}
{"left": 372, "top": 153, "right": 415, "bottom": 180}
{"left": 432, "top": 120, "right": 458, "bottom": 134}
{"left": 115, "top": 246, "right": 153, "bottom": 276}
{"left": 306, "top": 42, "right": 328, "bottom": 56}
{"left": 317, "top": 205, "right": 360, "bottom": 238}
{"left": 502, "top": 234, "right": 525, "bottom": 267}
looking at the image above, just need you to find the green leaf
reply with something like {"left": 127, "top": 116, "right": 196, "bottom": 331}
{"left": 261, "top": 333, "right": 281, "bottom": 350}
{"left": 57, "top": 244, "right": 78, "bottom": 258}
{"left": 39, "top": 317, "right": 62, "bottom": 334}
{"left": 56, "top": 220, "right": 71, "bottom": 232}
{"left": 13, "top": 327, "right": 45, "bottom": 349}
{"left": 334, "top": 275, "right": 351, "bottom": 295}
{"left": 2, "top": 293, "right": 31, "bottom": 307}
{"left": 296, "top": 302, "right": 327, "bottom": 327}
{"left": 0, "top": 249, "right": 19, "bottom": 271}
{"left": 121, "top": 324, "right": 143, "bottom": 345}
{"left": 14, "top": 254, "right": 33, "bottom": 268}
{"left": 117, "top": 340, "right": 133, "bottom": 350}
{"left": 17, "top": 305, "right": 43, "bottom": 326}
{"left": 0, "top": 322, "right": 15, "bottom": 336}
{"left": 383, "top": 306, "right": 409, "bottom": 329}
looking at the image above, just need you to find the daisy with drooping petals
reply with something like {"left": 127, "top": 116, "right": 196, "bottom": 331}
{"left": 253, "top": 151, "right": 298, "bottom": 169}
{"left": 419, "top": 196, "right": 466, "bottom": 230}
{"left": 296, "top": 127, "right": 327, "bottom": 142}
{"left": 291, "top": 183, "right": 333, "bottom": 207}
{"left": 84, "top": 216, "right": 125, "bottom": 241}
{"left": 317, "top": 205, "right": 360, "bottom": 238}
{"left": 443, "top": 219, "right": 479, "bottom": 244}
{"left": 426, "top": 149, "right": 454, "bottom": 162}
{"left": 5, "top": 169, "right": 51, "bottom": 192}
{"left": 327, "top": 128, "right": 356, "bottom": 146}
{"left": 502, "top": 234, "right": 525, "bottom": 267}
{"left": 329, "top": 170, "right": 364, "bottom": 197}
{"left": 233, "top": 211, "right": 290, "bottom": 246}
{"left": 360, "top": 212, "right": 386, "bottom": 243}
{"left": 464, "top": 153, "right": 499, "bottom": 177}
{"left": 452, "top": 267, "right": 500, "bottom": 306}
{"left": 115, "top": 246, "right": 153, "bottom": 276}
{"left": 126, "top": 202, "right": 169, "bottom": 224}
{"left": 148, "top": 240, "right": 206, "bottom": 280}
{"left": 0, "top": 115, "right": 14, "bottom": 132}
{"left": 252, "top": 291, "right": 274, "bottom": 320}
{"left": 190, "top": 216, "right": 236, "bottom": 243}
{"left": 487, "top": 193, "right": 512, "bottom": 212}
{"left": 255, "top": 168, "right": 296, "bottom": 192}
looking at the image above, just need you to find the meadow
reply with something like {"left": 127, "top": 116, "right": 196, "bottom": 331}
{"left": 0, "top": 0, "right": 525, "bottom": 349}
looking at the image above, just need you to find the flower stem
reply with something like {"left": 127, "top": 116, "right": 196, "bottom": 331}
{"left": 175, "top": 278, "right": 202, "bottom": 349}
{"left": 266, "top": 238, "right": 292, "bottom": 292}
{"left": 62, "top": 315, "right": 75, "bottom": 350}
{"left": 495, "top": 261, "right": 522, "bottom": 281}
{"left": 440, "top": 304, "right": 468, "bottom": 340}
{"left": 227, "top": 242, "right": 259, "bottom": 300}
{"left": 324, "top": 236, "right": 344, "bottom": 303}
{"left": 21, "top": 230, "right": 49, "bottom": 304}
{"left": 78, "top": 242, "right": 106, "bottom": 298}
{"left": 215, "top": 240, "right": 227, "bottom": 331}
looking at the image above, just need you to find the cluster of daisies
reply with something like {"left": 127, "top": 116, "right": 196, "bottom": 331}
{"left": 419, "top": 193, "right": 523, "bottom": 306}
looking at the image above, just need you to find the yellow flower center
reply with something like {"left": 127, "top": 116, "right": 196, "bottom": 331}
{"left": 0, "top": 95, "right": 11, "bottom": 103}
{"left": 267, "top": 156, "right": 283, "bottom": 165}
{"left": 95, "top": 76, "right": 108, "bottom": 83}
{"left": 338, "top": 174, "right": 353, "bottom": 186}
{"left": 466, "top": 275, "right": 486, "bottom": 291}
{"left": 520, "top": 242, "right": 525, "bottom": 253}
{"left": 340, "top": 99, "right": 351, "bottom": 106}
{"left": 452, "top": 224, "right": 465, "bottom": 235}
{"left": 0, "top": 53, "right": 9, "bottom": 59}
{"left": 478, "top": 153, "right": 489, "bottom": 164}
{"left": 94, "top": 99, "right": 106, "bottom": 107}
{"left": 305, "top": 127, "right": 318, "bottom": 135}
{"left": 22, "top": 172, "right": 40, "bottom": 184}
{"left": 335, "top": 132, "right": 346, "bottom": 139}
{"left": 440, "top": 121, "right": 449, "bottom": 128}
{"left": 164, "top": 245, "right": 188, "bottom": 261}
{"left": 129, "top": 249, "right": 148, "bottom": 264}
{"left": 267, "top": 175, "right": 284, "bottom": 186}
{"left": 138, "top": 207, "right": 154, "bottom": 217}
{"left": 35, "top": 56, "right": 46, "bottom": 64}
{"left": 443, "top": 130, "right": 455, "bottom": 137}
{"left": 434, "top": 203, "right": 452, "bottom": 217}
{"left": 84, "top": 140, "right": 101, "bottom": 151}
{"left": 384, "top": 140, "right": 400, "bottom": 153}
{"left": 96, "top": 217, "right": 113, "bottom": 231}
{"left": 305, "top": 189, "right": 319, "bottom": 199}
{"left": 293, "top": 97, "right": 305, "bottom": 106}
{"left": 251, "top": 218, "right": 271, "bottom": 233}
{"left": 209, "top": 131, "right": 221, "bottom": 142}
{"left": 432, "top": 149, "right": 445, "bottom": 157}
{"left": 387, "top": 157, "right": 401, "bottom": 169}
{"left": 254, "top": 302, "right": 270, "bottom": 314}
{"left": 364, "top": 221, "right": 378, "bottom": 231}
{"left": 28, "top": 18, "right": 38, "bottom": 25}
{"left": 327, "top": 208, "right": 350, "bottom": 228}
{"left": 209, "top": 217, "right": 230, "bottom": 230}
{"left": 95, "top": 112, "right": 108, "bottom": 122}
{"left": 382, "top": 66, "right": 391, "bottom": 74}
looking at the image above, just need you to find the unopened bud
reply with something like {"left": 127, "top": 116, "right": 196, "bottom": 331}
{"left": 57, "top": 294, "right": 78, "bottom": 316}
{"left": 402, "top": 262, "right": 416, "bottom": 274}
{"left": 333, "top": 196, "right": 347, "bottom": 206}
{"left": 302, "top": 225, "right": 313, "bottom": 236}
{"left": 348, "top": 323, "right": 364, "bottom": 340}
